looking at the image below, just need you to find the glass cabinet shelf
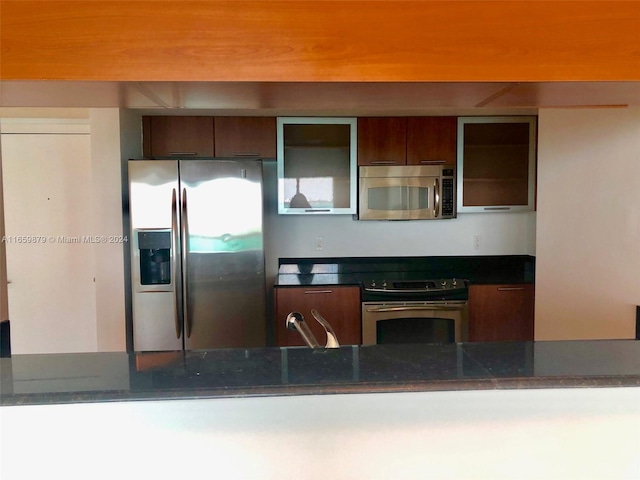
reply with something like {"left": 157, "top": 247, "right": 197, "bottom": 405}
{"left": 277, "top": 117, "right": 357, "bottom": 215}
{"left": 457, "top": 116, "right": 537, "bottom": 213}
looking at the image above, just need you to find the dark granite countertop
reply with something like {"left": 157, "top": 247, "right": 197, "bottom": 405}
{"left": 2, "top": 340, "right": 639, "bottom": 406}
{"left": 274, "top": 255, "right": 535, "bottom": 287}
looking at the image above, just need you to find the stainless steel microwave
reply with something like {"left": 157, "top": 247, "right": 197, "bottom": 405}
{"left": 358, "top": 165, "right": 456, "bottom": 220}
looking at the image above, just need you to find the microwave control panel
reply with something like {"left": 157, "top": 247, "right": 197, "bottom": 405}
{"left": 442, "top": 177, "right": 455, "bottom": 217}
{"left": 441, "top": 167, "right": 455, "bottom": 218}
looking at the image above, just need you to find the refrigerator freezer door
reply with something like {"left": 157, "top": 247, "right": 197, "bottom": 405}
{"left": 179, "top": 160, "right": 266, "bottom": 350}
{"left": 129, "top": 160, "right": 183, "bottom": 351}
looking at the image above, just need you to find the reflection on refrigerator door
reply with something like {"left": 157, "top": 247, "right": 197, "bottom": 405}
{"left": 128, "top": 159, "right": 266, "bottom": 352}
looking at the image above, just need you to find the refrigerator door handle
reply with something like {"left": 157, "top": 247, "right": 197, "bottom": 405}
{"left": 171, "top": 188, "right": 183, "bottom": 339}
{"left": 181, "top": 187, "right": 192, "bottom": 338}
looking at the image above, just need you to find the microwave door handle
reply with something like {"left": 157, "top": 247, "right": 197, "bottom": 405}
{"left": 434, "top": 178, "right": 440, "bottom": 218}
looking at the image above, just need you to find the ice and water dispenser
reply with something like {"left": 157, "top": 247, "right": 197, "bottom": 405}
{"left": 136, "top": 230, "right": 172, "bottom": 288}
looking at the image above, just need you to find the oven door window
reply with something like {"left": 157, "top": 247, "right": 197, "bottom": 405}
{"left": 361, "top": 301, "right": 468, "bottom": 344}
{"left": 376, "top": 317, "right": 454, "bottom": 345}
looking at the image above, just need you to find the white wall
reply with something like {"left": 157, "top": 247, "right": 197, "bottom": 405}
{"left": 89, "top": 109, "right": 127, "bottom": 351}
{"left": 2, "top": 388, "right": 639, "bottom": 480}
{"left": 536, "top": 108, "right": 640, "bottom": 340}
{"left": 269, "top": 210, "right": 536, "bottom": 259}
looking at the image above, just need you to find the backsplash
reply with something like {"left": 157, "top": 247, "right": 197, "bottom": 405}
{"left": 269, "top": 211, "right": 536, "bottom": 259}
{"left": 262, "top": 160, "right": 536, "bottom": 288}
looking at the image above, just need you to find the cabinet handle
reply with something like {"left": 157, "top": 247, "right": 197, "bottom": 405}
{"left": 420, "top": 160, "right": 446, "bottom": 164}
{"left": 232, "top": 152, "right": 260, "bottom": 157}
{"left": 497, "top": 287, "right": 525, "bottom": 291}
{"left": 304, "top": 290, "right": 333, "bottom": 294}
{"left": 484, "top": 207, "right": 511, "bottom": 211}
{"left": 370, "top": 161, "right": 398, "bottom": 165}
{"left": 169, "top": 152, "right": 198, "bottom": 156}
{"left": 304, "top": 209, "right": 331, "bottom": 213}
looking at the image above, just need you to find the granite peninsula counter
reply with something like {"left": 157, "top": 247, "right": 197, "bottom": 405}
{"left": 2, "top": 340, "right": 639, "bottom": 406}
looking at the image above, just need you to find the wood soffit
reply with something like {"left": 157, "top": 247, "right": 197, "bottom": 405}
{"left": 1, "top": 1, "right": 639, "bottom": 82}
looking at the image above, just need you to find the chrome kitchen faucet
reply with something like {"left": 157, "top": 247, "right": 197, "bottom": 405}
{"left": 285, "top": 310, "right": 340, "bottom": 350}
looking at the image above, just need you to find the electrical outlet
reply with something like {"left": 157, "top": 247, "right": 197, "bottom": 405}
{"left": 473, "top": 235, "right": 481, "bottom": 250}
{"left": 314, "top": 236, "right": 324, "bottom": 251}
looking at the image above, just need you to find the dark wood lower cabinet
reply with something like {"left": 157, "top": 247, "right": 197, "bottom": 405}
{"left": 468, "top": 284, "right": 535, "bottom": 342}
{"left": 275, "top": 286, "right": 361, "bottom": 346}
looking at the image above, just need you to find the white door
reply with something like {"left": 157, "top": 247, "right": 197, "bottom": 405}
{"left": 1, "top": 132, "right": 97, "bottom": 354}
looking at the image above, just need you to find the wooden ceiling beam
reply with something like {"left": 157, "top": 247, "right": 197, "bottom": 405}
{"left": 1, "top": 1, "right": 639, "bottom": 82}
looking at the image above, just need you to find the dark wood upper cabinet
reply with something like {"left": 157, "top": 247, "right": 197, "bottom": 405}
{"left": 214, "top": 117, "right": 277, "bottom": 158}
{"left": 142, "top": 116, "right": 214, "bottom": 157}
{"left": 468, "top": 284, "right": 535, "bottom": 342}
{"left": 141, "top": 115, "right": 457, "bottom": 167}
{"left": 142, "top": 116, "right": 276, "bottom": 159}
{"left": 406, "top": 116, "right": 457, "bottom": 166}
{"left": 357, "top": 117, "right": 407, "bottom": 166}
{"left": 357, "top": 116, "right": 457, "bottom": 166}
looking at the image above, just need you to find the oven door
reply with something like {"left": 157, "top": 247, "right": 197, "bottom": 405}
{"left": 361, "top": 301, "right": 468, "bottom": 345}
{"left": 358, "top": 174, "right": 437, "bottom": 220}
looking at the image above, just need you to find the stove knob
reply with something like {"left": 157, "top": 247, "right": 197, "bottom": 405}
{"left": 371, "top": 280, "right": 376, "bottom": 288}
{"left": 440, "top": 280, "right": 447, "bottom": 287}
{"left": 382, "top": 280, "right": 387, "bottom": 288}
{"left": 452, "top": 278, "right": 457, "bottom": 287}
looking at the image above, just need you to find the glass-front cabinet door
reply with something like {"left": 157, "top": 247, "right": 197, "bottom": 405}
{"left": 277, "top": 117, "right": 357, "bottom": 214}
{"left": 457, "top": 116, "right": 537, "bottom": 213}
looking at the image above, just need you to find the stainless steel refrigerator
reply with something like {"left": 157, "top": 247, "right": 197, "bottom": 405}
{"left": 128, "top": 159, "right": 266, "bottom": 352}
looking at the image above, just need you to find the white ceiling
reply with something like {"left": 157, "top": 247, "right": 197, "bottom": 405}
{"left": 1, "top": 81, "right": 638, "bottom": 115}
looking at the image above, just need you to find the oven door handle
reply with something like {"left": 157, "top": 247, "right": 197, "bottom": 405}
{"left": 365, "top": 305, "right": 465, "bottom": 313}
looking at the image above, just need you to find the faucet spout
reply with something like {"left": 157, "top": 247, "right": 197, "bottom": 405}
{"left": 285, "top": 312, "right": 320, "bottom": 349}
{"left": 285, "top": 310, "right": 340, "bottom": 350}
